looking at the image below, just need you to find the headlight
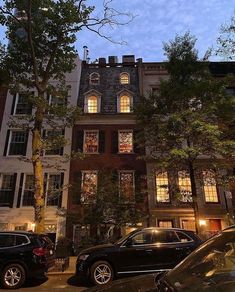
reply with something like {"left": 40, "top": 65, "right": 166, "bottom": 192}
{"left": 79, "top": 254, "right": 89, "bottom": 261}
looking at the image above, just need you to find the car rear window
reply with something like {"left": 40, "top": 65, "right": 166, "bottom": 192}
{"left": 37, "top": 235, "right": 53, "bottom": 247}
{"left": 15, "top": 235, "right": 29, "bottom": 245}
{"left": 153, "top": 230, "right": 179, "bottom": 243}
{"left": 0, "top": 234, "right": 15, "bottom": 247}
{"left": 176, "top": 231, "right": 192, "bottom": 242}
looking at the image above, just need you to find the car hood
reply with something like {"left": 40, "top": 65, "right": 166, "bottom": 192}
{"left": 80, "top": 243, "right": 115, "bottom": 255}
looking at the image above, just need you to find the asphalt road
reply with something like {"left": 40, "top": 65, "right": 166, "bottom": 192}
{"left": 0, "top": 274, "right": 91, "bottom": 291}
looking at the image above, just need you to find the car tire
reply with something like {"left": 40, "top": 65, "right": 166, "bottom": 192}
{"left": 90, "top": 260, "right": 114, "bottom": 285}
{"left": 1, "top": 263, "right": 26, "bottom": 289}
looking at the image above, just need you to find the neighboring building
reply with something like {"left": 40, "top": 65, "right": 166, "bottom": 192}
{"left": 0, "top": 85, "right": 8, "bottom": 131}
{"left": 67, "top": 56, "right": 147, "bottom": 243}
{"left": 0, "top": 57, "right": 81, "bottom": 239}
{"left": 138, "top": 60, "right": 235, "bottom": 238}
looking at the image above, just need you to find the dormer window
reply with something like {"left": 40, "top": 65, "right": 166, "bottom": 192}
{"left": 90, "top": 72, "right": 100, "bottom": 85}
{"left": 84, "top": 90, "right": 101, "bottom": 113}
{"left": 87, "top": 96, "right": 98, "bottom": 113}
{"left": 120, "top": 95, "right": 131, "bottom": 113}
{"left": 120, "top": 73, "right": 130, "bottom": 84}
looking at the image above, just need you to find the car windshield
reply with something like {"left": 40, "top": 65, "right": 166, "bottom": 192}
{"left": 165, "top": 230, "right": 235, "bottom": 291}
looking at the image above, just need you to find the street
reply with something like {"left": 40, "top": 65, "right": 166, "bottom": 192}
{"left": 0, "top": 274, "right": 90, "bottom": 291}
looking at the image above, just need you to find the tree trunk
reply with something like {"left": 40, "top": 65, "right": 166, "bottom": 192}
{"left": 32, "top": 94, "right": 45, "bottom": 233}
{"left": 188, "top": 160, "right": 200, "bottom": 234}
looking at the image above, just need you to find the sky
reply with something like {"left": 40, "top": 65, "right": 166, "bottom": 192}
{"left": 0, "top": 0, "right": 234, "bottom": 62}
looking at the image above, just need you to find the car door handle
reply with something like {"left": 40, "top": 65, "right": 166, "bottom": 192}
{"left": 145, "top": 249, "right": 153, "bottom": 253}
{"left": 176, "top": 247, "right": 183, "bottom": 251}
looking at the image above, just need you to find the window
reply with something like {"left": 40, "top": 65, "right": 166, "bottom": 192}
{"left": 44, "top": 129, "right": 63, "bottom": 155}
{"left": 48, "top": 93, "right": 67, "bottom": 107}
{"left": 156, "top": 172, "right": 170, "bottom": 202}
{"left": 84, "top": 131, "right": 99, "bottom": 153}
{"left": 0, "top": 174, "right": 15, "bottom": 207}
{"left": 120, "top": 95, "right": 131, "bottom": 113}
{"left": 90, "top": 72, "right": 100, "bottom": 85}
{"left": 176, "top": 231, "right": 192, "bottom": 242}
{"left": 131, "top": 231, "right": 152, "bottom": 245}
{"left": 119, "top": 171, "right": 134, "bottom": 201}
{"left": 158, "top": 220, "right": 173, "bottom": 228}
{"left": 153, "top": 230, "right": 179, "bottom": 243}
{"left": 0, "top": 234, "right": 15, "bottom": 248}
{"left": 14, "top": 92, "right": 33, "bottom": 115}
{"left": 81, "top": 171, "right": 97, "bottom": 203}
{"left": 118, "top": 130, "right": 133, "bottom": 153}
{"left": 15, "top": 235, "right": 29, "bottom": 245}
{"left": 7, "top": 131, "right": 28, "bottom": 156}
{"left": 22, "top": 175, "right": 34, "bottom": 206}
{"left": 182, "top": 219, "right": 196, "bottom": 231}
{"left": 178, "top": 171, "right": 192, "bottom": 202}
{"left": 87, "top": 96, "right": 98, "bottom": 113}
{"left": 120, "top": 73, "right": 130, "bottom": 84}
{"left": 203, "top": 170, "right": 218, "bottom": 203}
{"left": 46, "top": 174, "right": 62, "bottom": 206}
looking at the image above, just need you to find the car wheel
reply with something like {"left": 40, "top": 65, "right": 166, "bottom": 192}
{"left": 1, "top": 264, "right": 26, "bottom": 289}
{"left": 90, "top": 260, "right": 114, "bottom": 285}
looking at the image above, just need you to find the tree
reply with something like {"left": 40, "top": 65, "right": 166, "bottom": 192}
{"left": 74, "top": 169, "right": 146, "bottom": 244}
{"left": 137, "top": 33, "right": 235, "bottom": 233}
{"left": 216, "top": 11, "right": 235, "bottom": 60}
{"left": 0, "top": 0, "right": 132, "bottom": 233}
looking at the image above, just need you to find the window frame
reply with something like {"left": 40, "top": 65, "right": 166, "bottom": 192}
{"left": 13, "top": 92, "right": 33, "bottom": 115}
{"left": 43, "top": 129, "right": 64, "bottom": 156}
{"left": 118, "top": 170, "right": 135, "bottom": 202}
{"left": 155, "top": 171, "right": 170, "bottom": 203}
{"left": 6, "top": 130, "right": 28, "bottom": 156}
{"left": 21, "top": 174, "right": 35, "bottom": 207}
{"left": 117, "top": 92, "right": 133, "bottom": 113}
{"left": 118, "top": 130, "right": 134, "bottom": 154}
{"left": 45, "top": 173, "right": 63, "bottom": 207}
{"left": 89, "top": 72, "right": 100, "bottom": 85}
{"left": 81, "top": 170, "right": 98, "bottom": 204}
{"left": 83, "top": 130, "right": 99, "bottom": 154}
{"left": 84, "top": 95, "right": 101, "bottom": 113}
{"left": 178, "top": 170, "right": 192, "bottom": 203}
{"left": 202, "top": 170, "right": 219, "bottom": 203}
{"left": 120, "top": 72, "right": 130, "bottom": 85}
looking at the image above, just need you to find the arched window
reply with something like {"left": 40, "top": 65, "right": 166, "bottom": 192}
{"left": 120, "top": 95, "right": 131, "bottom": 113}
{"left": 90, "top": 72, "right": 100, "bottom": 85}
{"left": 120, "top": 73, "right": 130, "bottom": 84}
{"left": 87, "top": 95, "right": 98, "bottom": 113}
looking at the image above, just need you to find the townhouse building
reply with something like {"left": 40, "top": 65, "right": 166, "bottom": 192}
{"left": 138, "top": 60, "right": 235, "bottom": 238}
{"left": 0, "top": 57, "right": 81, "bottom": 240}
{"left": 67, "top": 55, "right": 147, "bottom": 243}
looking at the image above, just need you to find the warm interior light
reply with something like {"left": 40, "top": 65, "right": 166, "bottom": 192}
{"left": 199, "top": 219, "right": 206, "bottom": 226}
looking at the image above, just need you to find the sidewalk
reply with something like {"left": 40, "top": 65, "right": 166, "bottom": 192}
{"left": 48, "top": 256, "right": 77, "bottom": 275}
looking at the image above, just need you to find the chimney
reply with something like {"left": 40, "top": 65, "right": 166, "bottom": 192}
{"left": 108, "top": 56, "right": 118, "bottom": 66}
{"left": 99, "top": 58, "right": 106, "bottom": 67}
{"left": 122, "top": 55, "right": 135, "bottom": 64}
{"left": 83, "top": 46, "right": 89, "bottom": 62}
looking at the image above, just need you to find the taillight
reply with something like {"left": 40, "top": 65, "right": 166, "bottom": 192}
{"left": 33, "top": 247, "right": 47, "bottom": 256}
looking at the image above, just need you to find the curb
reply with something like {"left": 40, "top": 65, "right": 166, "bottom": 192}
{"left": 47, "top": 271, "right": 75, "bottom": 276}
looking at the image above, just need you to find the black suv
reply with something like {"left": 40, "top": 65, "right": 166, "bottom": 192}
{"left": 76, "top": 227, "right": 202, "bottom": 285}
{"left": 0, "top": 231, "right": 55, "bottom": 289}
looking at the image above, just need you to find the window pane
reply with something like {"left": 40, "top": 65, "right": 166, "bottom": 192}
{"left": 153, "top": 230, "right": 179, "bottom": 243}
{"left": 0, "top": 174, "right": 14, "bottom": 207}
{"left": 176, "top": 231, "right": 192, "bottom": 242}
{"left": 9, "top": 131, "right": 28, "bottom": 155}
{"left": 84, "top": 131, "right": 98, "bottom": 153}
{"left": 131, "top": 231, "right": 152, "bottom": 245}
{"left": 47, "top": 174, "right": 61, "bottom": 206}
{"left": 120, "top": 172, "right": 134, "bottom": 201}
{"left": 203, "top": 170, "right": 218, "bottom": 202}
{"left": 120, "top": 95, "right": 131, "bottom": 113}
{"left": 22, "top": 175, "right": 34, "bottom": 206}
{"left": 15, "top": 93, "right": 32, "bottom": 115}
{"left": 120, "top": 73, "right": 129, "bottom": 84}
{"left": 0, "top": 235, "right": 15, "bottom": 247}
{"left": 182, "top": 220, "right": 196, "bottom": 231}
{"left": 81, "top": 172, "right": 97, "bottom": 203}
{"left": 88, "top": 96, "right": 98, "bottom": 113}
{"left": 156, "top": 172, "right": 170, "bottom": 202}
{"left": 178, "top": 171, "right": 192, "bottom": 202}
{"left": 158, "top": 220, "right": 173, "bottom": 228}
{"left": 45, "top": 130, "right": 63, "bottom": 155}
{"left": 119, "top": 131, "right": 133, "bottom": 153}
{"left": 15, "top": 235, "right": 28, "bottom": 245}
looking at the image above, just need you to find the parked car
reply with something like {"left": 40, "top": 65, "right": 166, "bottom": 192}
{"left": 86, "top": 225, "right": 235, "bottom": 291}
{"left": 0, "top": 231, "right": 55, "bottom": 289}
{"left": 76, "top": 227, "right": 202, "bottom": 285}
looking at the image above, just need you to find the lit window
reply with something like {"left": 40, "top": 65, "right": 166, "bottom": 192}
{"left": 120, "top": 95, "right": 131, "bottom": 113}
{"left": 182, "top": 220, "right": 196, "bottom": 231}
{"left": 119, "top": 171, "right": 134, "bottom": 201}
{"left": 84, "top": 131, "right": 99, "bottom": 153}
{"left": 0, "top": 174, "right": 15, "bottom": 207}
{"left": 46, "top": 174, "right": 62, "bottom": 206}
{"left": 118, "top": 130, "right": 133, "bottom": 153}
{"left": 203, "top": 170, "right": 218, "bottom": 202}
{"left": 158, "top": 220, "right": 173, "bottom": 228}
{"left": 178, "top": 171, "right": 192, "bottom": 202}
{"left": 87, "top": 96, "right": 98, "bottom": 113}
{"left": 22, "top": 175, "right": 34, "bottom": 206}
{"left": 120, "top": 73, "right": 130, "bottom": 84}
{"left": 7, "top": 131, "right": 28, "bottom": 156}
{"left": 156, "top": 172, "right": 170, "bottom": 202}
{"left": 81, "top": 171, "right": 97, "bottom": 203}
{"left": 90, "top": 73, "right": 100, "bottom": 85}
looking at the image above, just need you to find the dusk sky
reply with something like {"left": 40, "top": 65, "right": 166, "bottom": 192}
{"left": 0, "top": 0, "right": 234, "bottom": 62}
